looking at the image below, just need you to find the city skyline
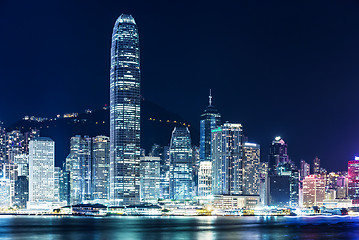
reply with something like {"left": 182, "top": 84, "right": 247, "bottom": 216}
{"left": 1, "top": 2, "right": 359, "bottom": 238}
{"left": 1, "top": 1, "right": 359, "bottom": 172}
{"left": 0, "top": 8, "right": 356, "bottom": 216}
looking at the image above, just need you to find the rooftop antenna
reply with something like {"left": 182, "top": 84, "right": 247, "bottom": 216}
{"left": 209, "top": 89, "right": 212, "bottom": 106}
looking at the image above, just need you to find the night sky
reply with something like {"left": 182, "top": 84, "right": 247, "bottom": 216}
{"left": 1, "top": 0, "right": 359, "bottom": 171}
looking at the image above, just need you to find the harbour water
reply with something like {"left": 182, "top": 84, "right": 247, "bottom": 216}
{"left": 0, "top": 215, "right": 358, "bottom": 240}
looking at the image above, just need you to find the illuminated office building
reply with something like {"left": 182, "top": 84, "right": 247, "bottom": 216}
{"left": 0, "top": 173, "right": 10, "bottom": 208}
{"left": 54, "top": 167, "right": 61, "bottom": 202}
{"left": 303, "top": 174, "right": 325, "bottom": 207}
{"left": 169, "top": 127, "right": 193, "bottom": 200}
{"left": 92, "top": 136, "right": 110, "bottom": 201}
{"left": 110, "top": 14, "right": 141, "bottom": 205}
{"left": 268, "top": 136, "right": 288, "bottom": 175}
{"left": 140, "top": 156, "right": 161, "bottom": 203}
{"left": 200, "top": 90, "right": 221, "bottom": 162}
{"left": 14, "top": 154, "right": 29, "bottom": 177}
{"left": 5, "top": 130, "right": 25, "bottom": 164}
{"left": 212, "top": 123, "right": 244, "bottom": 195}
{"left": 14, "top": 176, "right": 28, "bottom": 209}
{"left": 198, "top": 161, "right": 212, "bottom": 196}
{"left": 192, "top": 146, "right": 200, "bottom": 196}
{"left": 243, "top": 143, "right": 260, "bottom": 195}
{"left": 66, "top": 136, "right": 92, "bottom": 204}
{"left": 267, "top": 137, "right": 299, "bottom": 207}
{"left": 159, "top": 146, "right": 170, "bottom": 199}
{"left": 28, "top": 137, "right": 55, "bottom": 203}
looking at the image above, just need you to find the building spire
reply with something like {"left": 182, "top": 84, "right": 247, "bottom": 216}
{"left": 209, "top": 89, "right": 212, "bottom": 106}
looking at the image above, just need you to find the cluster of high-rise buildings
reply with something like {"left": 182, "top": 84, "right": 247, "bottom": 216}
{"left": 0, "top": 14, "right": 357, "bottom": 212}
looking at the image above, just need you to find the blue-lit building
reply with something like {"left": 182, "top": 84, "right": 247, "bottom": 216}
{"left": 110, "top": 14, "right": 141, "bottom": 205}
{"left": 198, "top": 91, "right": 221, "bottom": 197}
{"left": 140, "top": 156, "right": 161, "bottom": 203}
{"left": 66, "top": 136, "right": 92, "bottom": 204}
{"left": 169, "top": 127, "right": 193, "bottom": 200}
{"left": 199, "top": 91, "right": 221, "bottom": 163}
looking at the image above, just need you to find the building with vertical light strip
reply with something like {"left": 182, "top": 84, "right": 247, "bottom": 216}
{"left": 110, "top": 14, "right": 141, "bottom": 205}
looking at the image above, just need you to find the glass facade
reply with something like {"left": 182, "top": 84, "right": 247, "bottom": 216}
{"left": 211, "top": 123, "right": 244, "bottom": 195}
{"left": 198, "top": 161, "right": 212, "bottom": 196}
{"left": 66, "top": 136, "right": 92, "bottom": 204}
{"left": 268, "top": 136, "right": 289, "bottom": 176}
{"left": 110, "top": 14, "right": 141, "bottom": 206}
{"left": 28, "top": 137, "right": 55, "bottom": 203}
{"left": 199, "top": 92, "right": 221, "bottom": 162}
{"left": 198, "top": 93, "right": 221, "bottom": 197}
{"left": 169, "top": 127, "right": 193, "bottom": 200}
{"left": 92, "top": 136, "right": 110, "bottom": 201}
{"left": 140, "top": 156, "right": 161, "bottom": 203}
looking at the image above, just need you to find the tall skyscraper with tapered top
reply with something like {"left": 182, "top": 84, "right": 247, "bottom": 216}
{"left": 110, "top": 14, "right": 141, "bottom": 205}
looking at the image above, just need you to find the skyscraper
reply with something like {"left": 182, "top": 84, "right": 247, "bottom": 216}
{"left": 110, "top": 14, "right": 141, "bottom": 206}
{"left": 242, "top": 142, "right": 260, "bottom": 195}
{"left": 268, "top": 136, "right": 288, "bottom": 175}
{"left": 28, "top": 137, "right": 55, "bottom": 204}
{"left": 66, "top": 135, "right": 92, "bottom": 204}
{"left": 198, "top": 161, "right": 212, "bottom": 196}
{"left": 302, "top": 174, "right": 325, "bottom": 207}
{"left": 140, "top": 156, "right": 161, "bottom": 203}
{"left": 92, "top": 136, "right": 110, "bottom": 201}
{"left": 267, "top": 137, "right": 298, "bottom": 207}
{"left": 198, "top": 92, "right": 221, "bottom": 197}
{"left": 169, "top": 127, "right": 193, "bottom": 200}
{"left": 199, "top": 90, "right": 221, "bottom": 162}
{"left": 212, "top": 123, "right": 244, "bottom": 195}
